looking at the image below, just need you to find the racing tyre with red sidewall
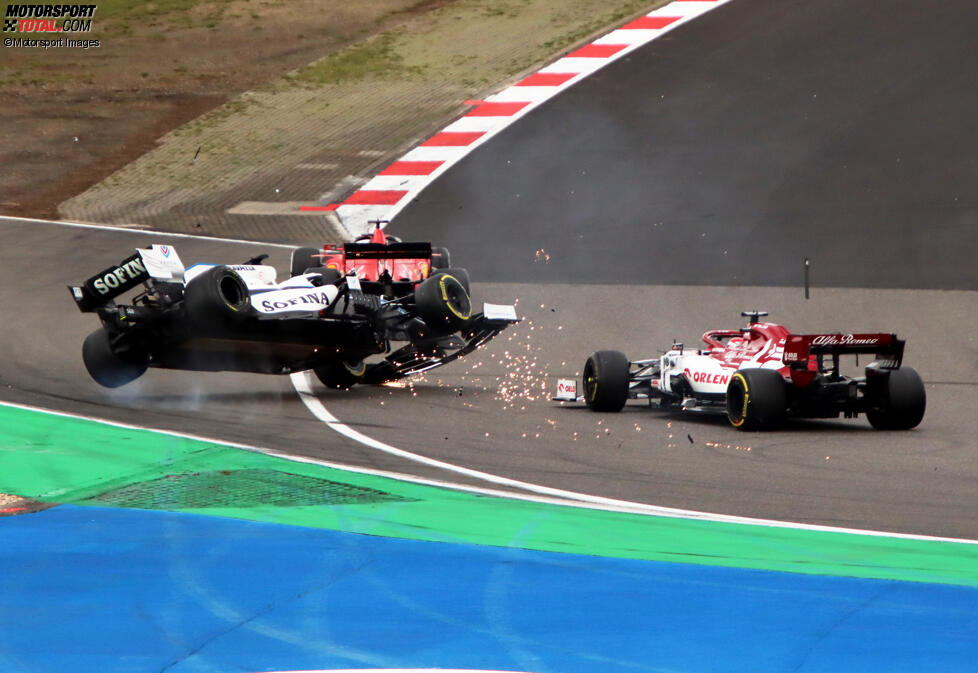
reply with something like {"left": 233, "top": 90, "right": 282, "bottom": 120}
{"left": 865, "top": 366, "right": 926, "bottom": 430}
{"left": 415, "top": 272, "right": 472, "bottom": 332}
{"left": 82, "top": 328, "right": 148, "bottom": 388}
{"left": 726, "top": 368, "right": 787, "bottom": 431}
{"left": 184, "top": 266, "right": 251, "bottom": 330}
{"left": 583, "top": 350, "right": 630, "bottom": 412}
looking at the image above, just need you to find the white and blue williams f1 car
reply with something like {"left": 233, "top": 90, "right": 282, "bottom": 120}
{"left": 69, "top": 244, "right": 517, "bottom": 388}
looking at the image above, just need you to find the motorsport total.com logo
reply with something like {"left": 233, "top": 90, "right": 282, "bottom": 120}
{"left": 3, "top": 3, "right": 96, "bottom": 33}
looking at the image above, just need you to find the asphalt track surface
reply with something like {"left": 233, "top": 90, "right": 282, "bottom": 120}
{"left": 2, "top": 0, "right": 978, "bottom": 540}
{"left": 396, "top": 0, "right": 978, "bottom": 290}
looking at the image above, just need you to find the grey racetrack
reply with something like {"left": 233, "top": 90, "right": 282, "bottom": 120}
{"left": 2, "top": 0, "right": 977, "bottom": 539}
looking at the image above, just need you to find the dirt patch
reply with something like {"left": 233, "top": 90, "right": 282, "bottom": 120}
{"left": 1, "top": 90, "right": 222, "bottom": 218}
{"left": 0, "top": 492, "right": 51, "bottom": 516}
{"left": 3, "top": 0, "right": 667, "bottom": 244}
{"left": 0, "top": 0, "right": 458, "bottom": 218}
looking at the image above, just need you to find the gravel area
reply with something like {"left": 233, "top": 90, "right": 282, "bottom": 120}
{"left": 56, "top": 0, "right": 666, "bottom": 244}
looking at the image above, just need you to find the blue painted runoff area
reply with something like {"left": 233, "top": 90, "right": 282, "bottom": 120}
{"left": 2, "top": 505, "right": 977, "bottom": 673}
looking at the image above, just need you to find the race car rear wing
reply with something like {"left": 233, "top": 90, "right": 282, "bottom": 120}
{"left": 68, "top": 245, "right": 185, "bottom": 312}
{"left": 343, "top": 241, "right": 432, "bottom": 260}
{"left": 69, "top": 252, "right": 151, "bottom": 312}
{"left": 783, "top": 333, "right": 905, "bottom": 369}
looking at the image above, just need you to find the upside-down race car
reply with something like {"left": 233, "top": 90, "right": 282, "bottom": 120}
{"left": 556, "top": 311, "right": 925, "bottom": 431}
{"left": 69, "top": 242, "right": 517, "bottom": 388}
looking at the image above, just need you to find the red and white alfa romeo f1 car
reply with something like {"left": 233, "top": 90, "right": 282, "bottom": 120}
{"left": 557, "top": 311, "right": 925, "bottom": 431}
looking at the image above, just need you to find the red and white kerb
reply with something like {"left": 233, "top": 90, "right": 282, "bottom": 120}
{"left": 321, "top": 0, "right": 733, "bottom": 237}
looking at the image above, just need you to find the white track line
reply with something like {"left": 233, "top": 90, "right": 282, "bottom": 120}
{"left": 0, "top": 398, "right": 791, "bottom": 521}
{"left": 0, "top": 399, "right": 627, "bottom": 509}
{"left": 5, "top": 1, "right": 971, "bottom": 545}
{"left": 0, "top": 215, "right": 297, "bottom": 249}
{"left": 287, "top": 374, "right": 978, "bottom": 544}
{"left": 280, "top": 0, "right": 978, "bottom": 546}
{"left": 3, "top": 394, "right": 975, "bottom": 544}
{"left": 4, "top": 226, "right": 965, "bottom": 545}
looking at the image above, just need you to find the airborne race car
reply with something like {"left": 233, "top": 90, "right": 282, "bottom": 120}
{"left": 557, "top": 312, "right": 925, "bottom": 431}
{"left": 69, "top": 238, "right": 517, "bottom": 389}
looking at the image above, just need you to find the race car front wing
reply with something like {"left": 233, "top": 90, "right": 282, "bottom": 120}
{"left": 363, "top": 304, "right": 519, "bottom": 384}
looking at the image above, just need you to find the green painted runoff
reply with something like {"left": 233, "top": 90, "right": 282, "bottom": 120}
{"left": 2, "top": 402, "right": 977, "bottom": 586}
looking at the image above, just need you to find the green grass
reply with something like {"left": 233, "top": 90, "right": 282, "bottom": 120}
{"left": 89, "top": 0, "right": 235, "bottom": 33}
{"left": 291, "top": 33, "right": 426, "bottom": 86}
{"left": 541, "top": 2, "right": 651, "bottom": 54}
{"left": 93, "top": 0, "right": 230, "bottom": 22}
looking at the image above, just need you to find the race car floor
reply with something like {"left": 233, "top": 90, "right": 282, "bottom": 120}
{"left": 2, "top": 403, "right": 978, "bottom": 673}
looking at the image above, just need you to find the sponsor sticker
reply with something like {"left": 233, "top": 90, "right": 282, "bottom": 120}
{"left": 811, "top": 334, "right": 880, "bottom": 346}
{"left": 483, "top": 302, "right": 517, "bottom": 322}
{"left": 87, "top": 253, "right": 148, "bottom": 296}
{"left": 683, "top": 368, "right": 730, "bottom": 386}
{"left": 255, "top": 286, "right": 338, "bottom": 314}
{"left": 554, "top": 378, "right": 578, "bottom": 401}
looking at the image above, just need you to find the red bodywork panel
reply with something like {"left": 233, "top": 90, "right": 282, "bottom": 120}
{"left": 699, "top": 323, "right": 904, "bottom": 389}
{"left": 702, "top": 322, "right": 792, "bottom": 370}
{"left": 319, "top": 227, "right": 432, "bottom": 285}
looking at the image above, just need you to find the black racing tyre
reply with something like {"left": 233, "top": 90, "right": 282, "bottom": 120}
{"left": 865, "top": 366, "right": 926, "bottom": 430}
{"left": 82, "top": 328, "right": 147, "bottom": 388}
{"left": 290, "top": 246, "right": 322, "bottom": 277}
{"left": 184, "top": 266, "right": 251, "bottom": 329}
{"left": 726, "top": 368, "right": 787, "bottom": 431}
{"left": 583, "top": 350, "right": 630, "bottom": 412}
{"left": 414, "top": 272, "right": 472, "bottom": 332}
{"left": 442, "top": 267, "right": 470, "bottom": 295}
{"left": 305, "top": 267, "right": 343, "bottom": 285}
{"left": 431, "top": 247, "right": 452, "bottom": 270}
{"left": 313, "top": 359, "right": 367, "bottom": 390}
